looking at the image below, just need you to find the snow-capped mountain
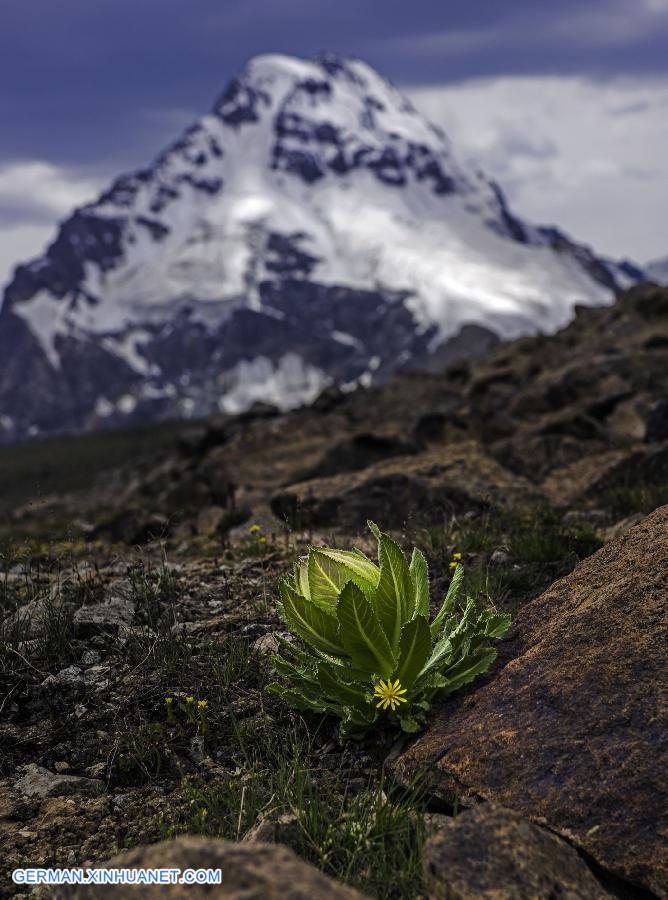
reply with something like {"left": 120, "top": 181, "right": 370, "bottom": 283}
{"left": 0, "top": 53, "right": 643, "bottom": 442}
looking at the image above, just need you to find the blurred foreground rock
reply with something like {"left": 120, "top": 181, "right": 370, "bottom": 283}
{"left": 52, "top": 836, "right": 367, "bottom": 898}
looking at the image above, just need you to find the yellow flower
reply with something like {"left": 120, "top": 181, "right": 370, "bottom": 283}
{"left": 373, "top": 679, "right": 408, "bottom": 712}
{"left": 164, "top": 697, "right": 173, "bottom": 705}
{"left": 259, "top": 536, "right": 267, "bottom": 543}
{"left": 449, "top": 561, "right": 457, "bottom": 570}
{"left": 185, "top": 696, "right": 195, "bottom": 704}
{"left": 249, "top": 524, "right": 261, "bottom": 534}
{"left": 452, "top": 552, "right": 462, "bottom": 560}
{"left": 197, "top": 699, "right": 208, "bottom": 710}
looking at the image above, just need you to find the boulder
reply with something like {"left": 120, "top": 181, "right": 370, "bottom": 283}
{"left": 39, "top": 665, "right": 86, "bottom": 694}
{"left": 542, "top": 444, "right": 668, "bottom": 506}
{"left": 294, "top": 431, "right": 419, "bottom": 482}
{"left": 2, "top": 597, "right": 69, "bottom": 640}
{"left": 272, "top": 443, "right": 538, "bottom": 530}
{"left": 73, "top": 596, "right": 135, "bottom": 637}
{"left": 393, "top": 506, "right": 668, "bottom": 896}
{"left": 93, "top": 508, "right": 170, "bottom": 544}
{"left": 423, "top": 804, "right": 609, "bottom": 899}
{"left": 15, "top": 764, "right": 104, "bottom": 799}
{"left": 52, "top": 836, "right": 367, "bottom": 898}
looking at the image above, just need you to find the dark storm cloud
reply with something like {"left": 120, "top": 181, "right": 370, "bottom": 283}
{"left": 1, "top": 0, "right": 667, "bottom": 168}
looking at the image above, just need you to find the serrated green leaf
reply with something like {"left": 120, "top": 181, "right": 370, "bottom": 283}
{"left": 442, "top": 648, "right": 497, "bottom": 694}
{"left": 276, "top": 599, "right": 287, "bottom": 627}
{"left": 394, "top": 616, "right": 432, "bottom": 688}
{"left": 305, "top": 545, "right": 379, "bottom": 604}
{"left": 307, "top": 548, "right": 352, "bottom": 611}
{"left": 271, "top": 654, "right": 319, "bottom": 686}
{"left": 295, "top": 557, "right": 311, "bottom": 601}
{"left": 279, "top": 580, "right": 345, "bottom": 657}
{"left": 337, "top": 581, "right": 396, "bottom": 678}
{"left": 431, "top": 563, "right": 464, "bottom": 639}
{"left": 409, "top": 547, "right": 430, "bottom": 619}
{"left": 274, "top": 635, "right": 319, "bottom": 668}
{"left": 446, "top": 597, "right": 477, "bottom": 647}
{"left": 339, "top": 705, "right": 377, "bottom": 740}
{"left": 344, "top": 704, "right": 376, "bottom": 725}
{"left": 266, "top": 682, "right": 338, "bottom": 714}
{"left": 312, "top": 655, "right": 376, "bottom": 684}
{"left": 483, "top": 612, "right": 512, "bottom": 639}
{"left": 373, "top": 529, "right": 414, "bottom": 651}
{"left": 316, "top": 665, "right": 370, "bottom": 704}
{"left": 315, "top": 548, "right": 379, "bottom": 594}
{"left": 398, "top": 715, "right": 422, "bottom": 733}
{"left": 416, "top": 632, "right": 453, "bottom": 682}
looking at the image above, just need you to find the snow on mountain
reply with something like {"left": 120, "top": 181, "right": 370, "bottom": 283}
{"left": 0, "top": 53, "right": 643, "bottom": 442}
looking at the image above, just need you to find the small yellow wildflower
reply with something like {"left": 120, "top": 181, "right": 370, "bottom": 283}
{"left": 452, "top": 552, "right": 462, "bottom": 560}
{"left": 259, "top": 536, "right": 267, "bottom": 543}
{"left": 373, "top": 679, "right": 408, "bottom": 712}
{"left": 165, "top": 696, "right": 175, "bottom": 723}
{"left": 249, "top": 524, "right": 261, "bottom": 534}
{"left": 197, "top": 699, "right": 208, "bottom": 710}
{"left": 185, "top": 696, "right": 195, "bottom": 704}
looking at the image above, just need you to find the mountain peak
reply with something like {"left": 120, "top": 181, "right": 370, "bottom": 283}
{"left": 0, "top": 53, "right": 643, "bottom": 443}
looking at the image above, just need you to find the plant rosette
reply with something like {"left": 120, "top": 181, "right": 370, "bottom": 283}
{"left": 267, "top": 521, "right": 510, "bottom": 739}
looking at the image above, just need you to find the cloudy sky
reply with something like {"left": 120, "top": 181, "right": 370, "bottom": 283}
{"left": 1, "top": 0, "right": 667, "bottom": 289}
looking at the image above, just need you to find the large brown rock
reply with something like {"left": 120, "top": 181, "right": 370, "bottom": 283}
{"left": 394, "top": 505, "right": 668, "bottom": 896}
{"left": 424, "top": 804, "right": 609, "bottom": 899}
{"left": 271, "top": 442, "right": 538, "bottom": 529}
{"left": 53, "top": 836, "right": 367, "bottom": 899}
{"left": 542, "top": 444, "right": 668, "bottom": 506}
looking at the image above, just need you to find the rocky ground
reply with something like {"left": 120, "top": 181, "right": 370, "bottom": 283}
{"left": 0, "top": 282, "right": 667, "bottom": 898}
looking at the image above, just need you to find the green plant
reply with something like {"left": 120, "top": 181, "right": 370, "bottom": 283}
{"left": 117, "top": 722, "right": 169, "bottom": 779}
{"left": 267, "top": 521, "right": 511, "bottom": 739}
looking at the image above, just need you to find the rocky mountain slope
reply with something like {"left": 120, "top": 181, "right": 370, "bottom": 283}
{"left": 9, "top": 280, "right": 660, "bottom": 546}
{"left": 1, "top": 282, "right": 667, "bottom": 899}
{"left": 0, "top": 53, "right": 642, "bottom": 444}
